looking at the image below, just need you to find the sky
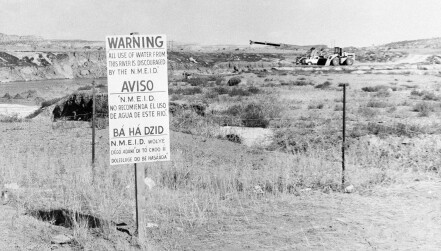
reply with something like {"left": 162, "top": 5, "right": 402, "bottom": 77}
{"left": 1, "top": 0, "right": 441, "bottom": 47}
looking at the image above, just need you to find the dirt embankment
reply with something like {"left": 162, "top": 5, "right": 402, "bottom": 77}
{"left": 0, "top": 51, "right": 289, "bottom": 82}
{"left": 0, "top": 51, "right": 106, "bottom": 82}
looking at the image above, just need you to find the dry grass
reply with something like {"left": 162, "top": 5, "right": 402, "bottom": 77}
{"left": 2, "top": 71, "right": 441, "bottom": 249}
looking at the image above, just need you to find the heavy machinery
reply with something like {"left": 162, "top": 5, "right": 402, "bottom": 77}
{"left": 249, "top": 40, "right": 355, "bottom": 66}
{"left": 296, "top": 47, "right": 355, "bottom": 66}
{"left": 325, "top": 47, "right": 355, "bottom": 66}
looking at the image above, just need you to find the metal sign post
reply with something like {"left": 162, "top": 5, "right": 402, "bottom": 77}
{"left": 106, "top": 33, "right": 170, "bottom": 242}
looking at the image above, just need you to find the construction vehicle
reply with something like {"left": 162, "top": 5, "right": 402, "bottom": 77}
{"left": 325, "top": 47, "right": 355, "bottom": 66}
{"left": 250, "top": 40, "right": 355, "bottom": 66}
{"left": 299, "top": 47, "right": 355, "bottom": 66}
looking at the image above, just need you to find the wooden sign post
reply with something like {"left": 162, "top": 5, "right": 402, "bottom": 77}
{"left": 106, "top": 34, "right": 170, "bottom": 242}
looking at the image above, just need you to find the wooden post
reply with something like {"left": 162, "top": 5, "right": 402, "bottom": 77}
{"left": 339, "top": 83, "right": 348, "bottom": 187}
{"left": 134, "top": 163, "right": 146, "bottom": 240}
{"left": 92, "top": 80, "right": 96, "bottom": 182}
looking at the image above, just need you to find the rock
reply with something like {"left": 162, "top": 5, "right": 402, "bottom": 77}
{"left": 80, "top": 69, "right": 89, "bottom": 76}
{"left": 4, "top": 183, "right": 19, "bottom": 190}
{"left": 189, "top": 57, "right": 197, "bottom": 63}
{"left": 51, "top": 234, "right": 74, "bottom": 244}
{"left": 253, "top": 185, "right": 264, "bottom": 195}
{"left": 1, "top": 190, "right": 10, "bottom": 205}
{"left": 401, "top": 138, "right": 411, "bottom": 145}
{"left": 351, "top": 70, "right": 366, "bottom": 74}
{"left": 146, "top": 223, "right": 159, "bottom": 228}
{"left": 144, "top": 177, "right": 156, "bottom": 190}
{"left": 344, "top": 185, "right": 355, "bottom": 193}
{"left": 322, "top": 186, "right": 332, "bottom": 194}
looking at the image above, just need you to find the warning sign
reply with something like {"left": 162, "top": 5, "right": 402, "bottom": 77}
{"left": 106, "top": 34, "right": 170, "bottom": 165}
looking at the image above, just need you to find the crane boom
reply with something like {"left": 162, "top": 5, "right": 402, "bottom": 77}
{"left": 249, "top": 40, "right": 299, "bottom": 50}
{"left": 249, "top": 40, "right": 281, "bottom": 47}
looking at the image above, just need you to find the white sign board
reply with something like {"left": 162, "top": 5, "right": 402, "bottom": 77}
{"left": 106, "top": 34, "right": 170, "bottom": 165}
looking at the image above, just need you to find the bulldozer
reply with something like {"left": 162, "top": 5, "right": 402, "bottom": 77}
{"left": 300, "top": 47, "right": 355, "bottom": 66}
{"left": 249, "top": 40, "right": 355, "bottom": 66}
{"left": 325, "top": 47, "right": 355, "bottom": 66}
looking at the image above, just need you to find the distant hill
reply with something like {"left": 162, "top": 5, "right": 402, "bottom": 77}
{"left": 382, "top": 37, "right": 441, "bottom": 49}
{"left": 0, "top": 33, "right": 44, "bottom": 43}
{"left": 0, "top": 33, "right": 104, "bottom": 51}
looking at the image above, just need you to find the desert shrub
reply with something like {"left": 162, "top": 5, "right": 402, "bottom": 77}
{"left": 183, "top": 88, "right": 202, "bottom": 95}
{"left": 308, "top": 102, "right": 324, "bottom": 109}
{"left": 269, "top": 127, "right": 339, "bottom": 153}
{"left": 358, "top": 107, "right": 377, "bottom": 118}
{"left": 361, "top": 85, "right": 389, "bottom": 92}
{"left": 215, "top": 77, "right": 223, "bottom": 85}
{"left": 241, "top": 103, "right": 269, "bottom": 128}
{"left": 366, "top": 99, "right": 390, "bottom": 108}
{"left": 423, "top": 92, "right": 440, "bottom": 101}
{"left": 298, "top": 77, "right": 306, "bottom": 80}
{"left": 315, "top": 81, "right": 332, "bottom": 89}
{"left": 350, "top": 122, "right": 425, "bottom": 138}
{"left": 95, "top": 83, "right": 106, "bottom": 88}
{"left": 169, "top": 94, "right": 181, "bottom": 101}
{"left": 77, "top": 85, "right": 93, "bottom": 91}
{"left": 227, "top": 77, "right": 241, "bottom": 86}
{"left": 0, "top": 114, "right": 23, "bottom": 123}
{"left": 213, "top": 87, "right": 229, "bottom": 95}
{"left": 411, "top": 90, "right": 440, "bottom": 101}
{"left": 402, "top": 84, "right": 418, "bottom": 89}
{"left": 410, "top": 90, "right": 422, "bottom": 96}
{"left": 229, "top": 87, "right": 250, "bottom": 97}
{"left": 222, "top": 105, "right": 242, "bottom": 117}
{"left": 413, "top": 102, "right": 434, "bottom": 116}
{"left": 281, "top": 80, "right": 313, "bottom": 86}
{"left": 169, "top": 87, "right": 202, "bottom": 95}
{"left": 247, "top": 86, "right": 260, "bottom": 94}
{"left": 374, "top": 89, "right": 391, "bottom": 98}
{"left": 204, "top": 89, "right": 219, "bottom": 99}
{"left": 225, "top": 134, "right": 241, "bottom": 144}
{"left": 187, "top": 77, "right": 208, "bottom": 87}
{"left": 295, "top": 80, "right": 313, "bottom": 86}
{"left": 334, "top": 104, "right": 343, "bottom": 111}
{"left": 386, "top": 106, "right": 397, "bottom": 113}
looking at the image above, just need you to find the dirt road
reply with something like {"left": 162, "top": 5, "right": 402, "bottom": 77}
{"left": 164, "top": 180, "right": 441, "bottom": 250}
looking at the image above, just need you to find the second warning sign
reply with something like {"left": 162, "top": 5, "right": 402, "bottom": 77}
{"left": 106, "top": 34, "right": 170, "bottom": 165}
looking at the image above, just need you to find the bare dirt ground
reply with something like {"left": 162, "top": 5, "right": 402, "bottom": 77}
{"left": 1, "top": 179, "right": 440, "bottom": 250}
{"left": 173, "top": 180, "right": 441, "bottom": 250}
{"left": 0, "top": 204, "right": 61, "bottom": 250}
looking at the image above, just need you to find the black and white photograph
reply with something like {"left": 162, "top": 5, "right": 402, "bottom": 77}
{"left": 1, "top": 0, "right": 441, "bottom": 250}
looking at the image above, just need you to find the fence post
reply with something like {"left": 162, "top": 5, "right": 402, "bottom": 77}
{"left": 339, "top": 83, "right": 348, "bottom": 188}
